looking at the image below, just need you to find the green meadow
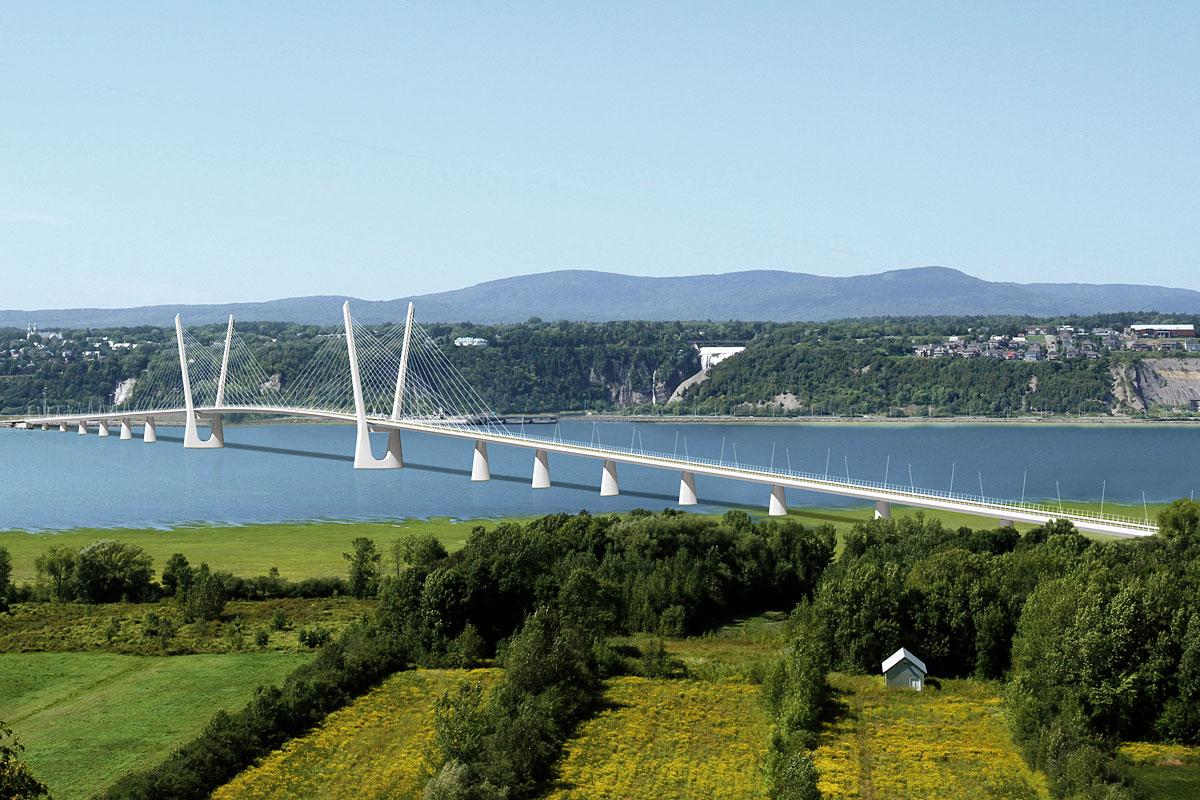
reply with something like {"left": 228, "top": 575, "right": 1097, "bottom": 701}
{"left": 1, "top": 502, "right": 1161, "bottom": 586}
{"left": 0, "top": 651, "right": 310, "bottom": 800}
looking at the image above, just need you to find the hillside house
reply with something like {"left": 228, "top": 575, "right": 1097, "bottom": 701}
{"left": 882, "top": 647, "right": 927, "bottom": 691}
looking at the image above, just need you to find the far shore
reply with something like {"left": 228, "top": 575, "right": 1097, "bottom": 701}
{"left": 5, "top": 411, "right": 1198, "bottom": 429}
{"left": 560, "top": 412, "right": 1200, "bottom": 427}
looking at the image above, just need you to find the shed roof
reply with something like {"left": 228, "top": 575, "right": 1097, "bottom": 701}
{"left": 881, "top": 647, "right": 926, "bottom": 675}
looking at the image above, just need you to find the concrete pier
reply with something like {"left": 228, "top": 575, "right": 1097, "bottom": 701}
{"left": 532, "top": 449, "right": 550, "bottom": 488}
{"left": 678, "top": 471, "right": 698, "bottom": 505}
{"left": 769, "top": 484, "right": 788, "bottom": 516}
{"left": 471, "top": 440, "right": 490, "bottom": 481}
{"left": 600, "top": 459, "right": 619, "bottom": 496}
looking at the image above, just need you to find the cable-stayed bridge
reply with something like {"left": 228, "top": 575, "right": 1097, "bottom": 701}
{"left": 13, "top": 302, "right": 1158, "bottom": 538}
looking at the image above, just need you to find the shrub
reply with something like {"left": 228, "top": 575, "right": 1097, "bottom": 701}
{"left": 183, "top": 565, "right": 226, "bottom": 623}
{"left": 299, "top": 625, "right": 332, "bottom": 649}
{"left": 74, "top": 540, "right": 155, "bottom": 603}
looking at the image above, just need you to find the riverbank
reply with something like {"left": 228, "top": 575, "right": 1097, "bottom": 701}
{"left": 564, "top": 412, "right": 1200, "bottom": 426}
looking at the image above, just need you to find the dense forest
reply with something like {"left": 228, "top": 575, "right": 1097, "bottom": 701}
{"left": 3, "top": 312, "right": 1197, "bottom": 417}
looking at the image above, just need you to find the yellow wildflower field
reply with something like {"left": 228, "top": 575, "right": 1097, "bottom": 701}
{"left": 213, "top": 667, "right": 497, "bottom": 800}
{"left": 546, "top": 676, "right": 771, "bottom": 800}
{"left": 813, "top": 673, "right": 1050, "bottom": 800}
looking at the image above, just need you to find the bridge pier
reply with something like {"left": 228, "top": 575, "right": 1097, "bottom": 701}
{"left": 143, "top": 418, "right": 157, "bottom": 443}
{"left": 678, "top": 471, "right": 698, "bottom": 506}
{"left": 997, "top": 518, "right": 1014, "bottom": 528}
{"left": 532, "top": 449, "right": 550, "bottom": 488}
{"left": 471, "top": 440, "right": 490, "bottom": 481}
{"left": 600, "top": 459, "right": 619, "bottom": 496}
{"left": 768, "top": 484, "right": 788, "bottom": 516}
{"left": 97, "top": 420, "right": 110, "bottom": 437}
{"left": 58, "top": 422, "right": 68, "bottom": 432}
{"left": 874, "top": 500, "right": 892, "bottom": 519}
{"left": 77, "top": 421, "right": 88, "bottom": 435}
{"left": 355, "top": 427, "right": 403, "bottom": 469}
{"left": 120, "top": 420, "right": 133, "bottom": 440}
{"left": 41, "top": 423, "right": 48, "bottom": 431}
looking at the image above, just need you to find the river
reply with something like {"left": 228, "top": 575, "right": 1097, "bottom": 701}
{"left": 1, "top": 421, "right": 1196, "bottom": 530}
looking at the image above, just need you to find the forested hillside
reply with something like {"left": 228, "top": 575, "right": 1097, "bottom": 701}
{"left": 4, "top": 313, "right": 1197, "bottom": 417}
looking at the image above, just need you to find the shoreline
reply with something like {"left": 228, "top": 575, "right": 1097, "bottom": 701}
{"left": 557, "top": 412, "right": 1200, "bottom": 427}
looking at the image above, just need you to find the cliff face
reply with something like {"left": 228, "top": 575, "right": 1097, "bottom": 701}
{"left": 1111, "top": 359, "right": 1200, "bottom": 412}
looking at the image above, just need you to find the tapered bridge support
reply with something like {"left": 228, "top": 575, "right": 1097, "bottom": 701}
{"left": 176, "top": 314, "right": 225, "bottom": 449}
{"left": 532, "top": 449, "right": 550, "bottom": 488}
{"left": 343, "top": 302, "right": 402, "bottom": 469}
{"left": 471, "top": 440, "right": 490, "bottom": 481}
{"left": 143, "top": 418, "right": 157, "bottom": 443}
{"left": 58, "top": 422, "right": 68, "bottom": 432}
{"left": 678, "top": 471, "right": 698, "bottom": 506}
{"left": 119, "top": 420, "right": 133, "bottom": 440}
{"left": 41, "top": 423, "right": 48, "bottom": 431}
{"left": 77, "top": 421, "right": 88, "bottom": 435}
{"left": 97, "top": 420, "right": 110, "bottom": 437}
{"left": 769, "top": 484, "right": 788, "bottom": 516}
{"left": 874, "top": 500, "right": 892, "bottom": 519}
{"left": 600, "top": 459, "right": 619, "bottom": 496}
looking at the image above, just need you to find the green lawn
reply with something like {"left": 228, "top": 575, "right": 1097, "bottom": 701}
{"left": 1, "top": 651, "right": 311, "bottom": 800}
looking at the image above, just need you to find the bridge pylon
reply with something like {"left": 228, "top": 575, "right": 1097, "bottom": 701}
{"left": 175, "top": 314, "right": 225, "bottom": 449}
{"left": 343, "top": 302, "right": 402, "bottom": 469}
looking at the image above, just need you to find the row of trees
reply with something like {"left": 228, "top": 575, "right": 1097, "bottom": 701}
{"left": 96, "top": 509, "right": 836, "bottom": 799}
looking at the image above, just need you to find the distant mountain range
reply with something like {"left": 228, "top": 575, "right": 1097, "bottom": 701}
{"left": 5, "top": 267, "right": 1200, "bottom": 327}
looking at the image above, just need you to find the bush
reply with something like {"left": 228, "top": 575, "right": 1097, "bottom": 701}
{"left": 299, "top": 625, "right": 332, "bottom": 649}
{"left": 182, "top": 565, "right": 226, "bottom": 623}
{"left": 74, "top": 540, "right": 155, "bottom": 603}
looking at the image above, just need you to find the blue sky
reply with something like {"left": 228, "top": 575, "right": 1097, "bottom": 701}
{"left": 2, "top": 3, "right": 1198, "bottom": 308}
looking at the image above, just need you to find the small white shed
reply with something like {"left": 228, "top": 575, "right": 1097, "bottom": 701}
{"left": 882, "top": 647, "right": 927, "bottom": 691}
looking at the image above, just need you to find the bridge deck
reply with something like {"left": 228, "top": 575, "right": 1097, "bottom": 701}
{"left": 17, "top": 404, "right": 1159, "bottom": 538}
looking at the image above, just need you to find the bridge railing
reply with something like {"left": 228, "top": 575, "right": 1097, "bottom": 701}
{"left": 447, "top": 425, "right": 1159, "bottom": 532}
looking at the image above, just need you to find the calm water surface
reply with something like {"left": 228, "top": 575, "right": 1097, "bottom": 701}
{"left": 1, "top": 421, "right": 1197, "bottom": 530}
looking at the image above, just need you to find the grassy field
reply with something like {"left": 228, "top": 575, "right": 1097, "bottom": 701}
{"left": 0, "top": 517, "right": 483, "bottom": 584}
{"left": 213, "top": 668, "right": 499, "bottom": 800}
{"left": 545, "top": 676, "right": 772, "bottom": 799}
{"left": 3, "top": 501, "right": 1155, "bottom": 586}
{"left": 813, "top": 673, "right": 1050, "bottom": 799}
{"left": 0, "top": 597, "right": 374, "bottom": 654}
{"left": 1121, "top": 742, "right": 1200, "bottom": 799}
{"left": 624, "top": 612, "right": 788, "bottom": 683}
{"left": 1, "top": 650, "right": 310, "bottom": 800}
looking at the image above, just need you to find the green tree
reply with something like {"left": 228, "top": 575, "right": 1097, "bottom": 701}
{"left": 161, "top": 553, "right": 193, "bottom": 597}
{"left": 1158, "top": 498, "right": 1200, "bottom": 548}
{"left": 0, "top": 724, "right": 50, "bottom": 799}
{"left": 344, "top": 537, "right": 381, "bottom": 598}
{"left": 33, "top": 544, "right": 76, "bottom": 601}
{"left": 390, "top": 534, "right": 447, "bottom": 576}
{"left": 73, "top": 540, "right": 155, "bottom": 603}
{"left": 183, "top": 564, "right": 226, "bottom": 623}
